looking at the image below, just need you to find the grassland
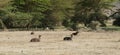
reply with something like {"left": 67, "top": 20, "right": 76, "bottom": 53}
{"left": 0, "top": 31, "right": 120, "bottom": 55}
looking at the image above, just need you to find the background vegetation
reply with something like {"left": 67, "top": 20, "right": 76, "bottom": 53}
{"left": 0, "top": 0, "right": 120, "bottom": 31}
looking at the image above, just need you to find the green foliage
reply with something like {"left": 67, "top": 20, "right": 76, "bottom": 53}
{"left": 110, "top": 9, "right": 120, "bottom": 26}
{"left": 0, "top": 5, "right": 11, "bottom": 30}
{"left": 1, "top": 12, "right": 33, "bottom": 28}
{"left": 62, "top": 18, "right": 71, "bottom": 28}
{"left": 73, "top": 0, "right": 117, "bottom": 30}
{"left": 48, "top": 0, "right": 76, "bottom": 30}
{"left": 0, "top": 0, "right": 119, "bottom": 31}
{"left": 11, "top": 0, "right": 51, "bottom": 28}
{"left": 89, "top": 11, "right": 109, "bottom": 27}
{"left": 11, "top": 0, "right": 50, "bottom": 12}
{"left": 62, "top": 18, "right": 79, "bottom": 31}
{"left": 46, "top": 0, "right": 69, "bottom": 25}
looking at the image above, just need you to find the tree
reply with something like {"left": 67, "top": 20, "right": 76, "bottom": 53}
{"left": 41, "top": 0, "right": 74, "bottom": 29}
{"left": 11, "top": 0, "right": 51, "bottom": 29}
{"left": 11, "top": 0, "right": 50, "bottom": 13}
{"left": 73, "top": 0, "right": 117, "bottom": 29}
{"left": 0, "top": 0, "right": 11, "bottom": 31}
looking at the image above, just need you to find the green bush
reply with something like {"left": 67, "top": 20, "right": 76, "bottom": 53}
{"left": 2, "top": 12, "right": 33, "bottom": 28}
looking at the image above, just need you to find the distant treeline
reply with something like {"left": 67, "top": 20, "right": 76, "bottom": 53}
{"left": 0, "top": 0, "right": 120, "bottom": 31}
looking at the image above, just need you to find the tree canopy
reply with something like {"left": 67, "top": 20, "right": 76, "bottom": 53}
{"left": 0, "top": 0, "right": 119, "bottom": 31}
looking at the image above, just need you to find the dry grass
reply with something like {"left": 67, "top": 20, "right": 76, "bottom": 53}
{"left": 0, "top": 31, "right": 120, "bottom": 55}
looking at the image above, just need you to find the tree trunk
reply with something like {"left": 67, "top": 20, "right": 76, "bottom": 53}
{"left": 0, "top": 19, "right": 8, "bottom": 31}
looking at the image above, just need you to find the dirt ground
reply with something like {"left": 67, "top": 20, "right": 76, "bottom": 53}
{"left": 0, "top": 31, "right": 120, "bottom": 55}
